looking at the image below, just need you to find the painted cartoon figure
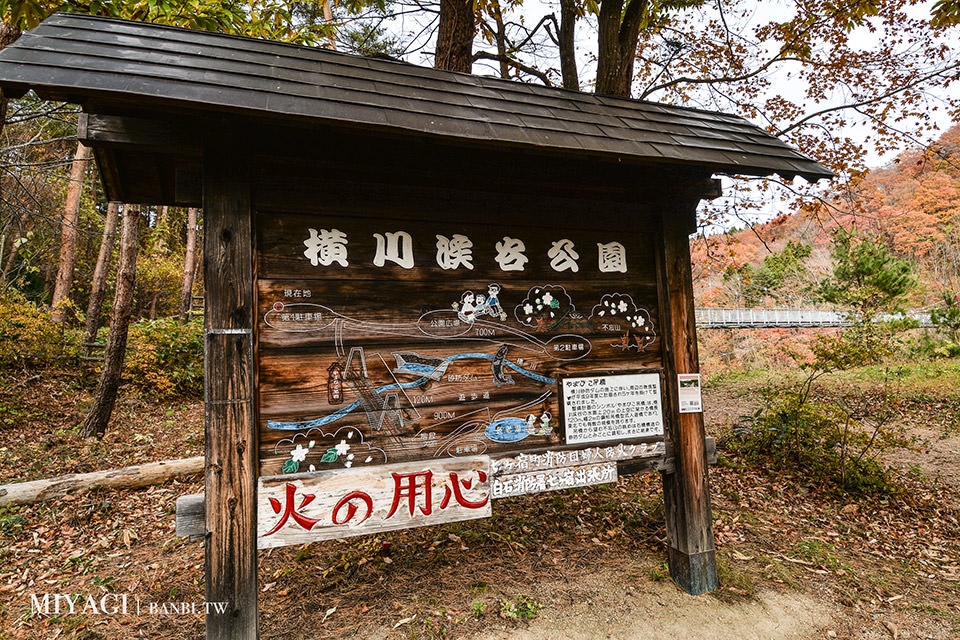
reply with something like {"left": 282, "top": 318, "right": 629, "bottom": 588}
{"left": 539, "top": 411, "right": 553, "bottom": 436}
{"left": 475, "top": 294, "right": 488, "bottom": 316}
{"left": 453, "top": 285, "right": 507, "bottom": 322}
{"left": 525, "top": 410, "right": 553, "bottom": 436}
{"left": 525, "top": 414, "right": 537, "bottom": 433}
{"left": 457, "top": 291, "right": 477, "bottom": 323}
{"left": 486, "top": 284, "right": 507, "bottom": 320}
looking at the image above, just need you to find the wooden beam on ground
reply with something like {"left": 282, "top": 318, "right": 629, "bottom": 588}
{"left": 0, "top": 457, "right": 203, "bottom": 507}
{"left": 656, "top": 201, "right": 719, "bottom": 596}
{"left": 176, "top": 493, "right": 206, "bottom": 540}
{"left": 203, "top": 144, "right": 258, "bottom": 640}
{"left": 174, "top": 439, "right": 717, "bottom": 540}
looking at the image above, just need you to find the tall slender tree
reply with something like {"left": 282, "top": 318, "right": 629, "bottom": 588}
{"left": 50, "top": 141, "right": 90, "bottom": 322}
{"left": 82, "top": 202, "right": 120, "bottom": 345}
{"left": 178, "top": 207, "right": 199, "bottom": 323}
{"left": 435, "top": 0, "right": 475, "bottom": 72}
{"left": 557, "top": 0, "right": 578, "bottom": 90}
{"left": 146, "top": 205, "right": 170, "bottom": 319}
{"left": 595, "top": 0, "right": 649, "bottom": 96}
{"left": 81, "top": 205, "right": 141, "bottom": 439}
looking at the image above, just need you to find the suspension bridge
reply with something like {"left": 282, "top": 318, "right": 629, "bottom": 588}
{"left": 695, "top": 308, "right": 934, "bottom": 329}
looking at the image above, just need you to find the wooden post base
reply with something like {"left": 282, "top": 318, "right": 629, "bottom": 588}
{"left": 668, "top": 546, "right": 718, "bottom": 595}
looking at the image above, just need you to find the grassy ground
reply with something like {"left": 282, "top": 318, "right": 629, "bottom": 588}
{"left": 0, "top": 358, "right": 958, "bottom": 639}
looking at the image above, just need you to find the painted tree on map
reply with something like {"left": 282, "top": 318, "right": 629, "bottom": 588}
{"left": 589, "top": 293, "right": 655, "bottom": 351}
{"left": 514, "top": 286, "right": 575, "bottom": 332}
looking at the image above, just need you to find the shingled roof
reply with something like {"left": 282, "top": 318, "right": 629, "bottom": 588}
{"left": 0, "top": 13, "right": 831, "bottom": 182}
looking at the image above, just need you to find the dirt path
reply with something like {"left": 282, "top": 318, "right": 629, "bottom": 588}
{"left": 896, "top": 426, "right": 960, "bottom": 491}
{"left": 472, "top": 575, "right": 829, "bottom": 640}
{"left": 359, "top": 560, "right": 833, "bottom": 640}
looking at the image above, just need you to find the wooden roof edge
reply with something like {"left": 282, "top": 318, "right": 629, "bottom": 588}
{"left": 0, "top": 13, "right": 834, "bottom": 182}
{"left": 23, "top": 14, "right": 775, "bottom": 127}
{"left": 76, "top": 110, "right": 832, "bottom": 186}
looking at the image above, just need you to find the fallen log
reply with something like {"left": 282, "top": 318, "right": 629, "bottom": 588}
{"left": 0, "top": 456, "right": 204, "bottom": 507}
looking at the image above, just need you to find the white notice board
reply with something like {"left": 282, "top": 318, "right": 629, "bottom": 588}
{"left": 561, "top": 372, "right": 664, "bottom": 445}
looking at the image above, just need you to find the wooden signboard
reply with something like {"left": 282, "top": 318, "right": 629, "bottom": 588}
{"left": 258, "top": 456, "right": 491, "bottom": 549}
{"left": 253, "top": 213, "right": 667, "bottom": 547}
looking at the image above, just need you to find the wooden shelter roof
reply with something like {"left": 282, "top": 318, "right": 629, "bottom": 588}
{"left": 0, "top": 13, "right": 832, "bottom": 185}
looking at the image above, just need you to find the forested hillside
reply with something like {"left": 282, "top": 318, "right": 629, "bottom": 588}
{"left": 693, "top": 124, "right": 960, "bottom": 312}
{"left": 1, "top": 99, "right": 199, "bottom": 325}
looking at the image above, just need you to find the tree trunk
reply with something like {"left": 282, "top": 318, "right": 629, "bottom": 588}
{"left": 0, "top": 23, "right": 21, "bottom": 248}
{"left": 492, "top": 4, "right": 509, "bottom": 78}
{"left": 595, "top": 0, "right": 647, "bottom": 97}
{"left": 323, "top": 0, "right": 337, "bottom": 49}
{"left": 558, "top": 0, "right": 579, "bottom": 90}
{"left": 154, "top": 205, "right": 169, "bottom": 253}
{"left": 596, "top": 0, "right": 624, "bottom": 95}
{"left": 1, "top": 208, "right": 29, "bottom": 282}
{"left": 50, "top": 142, "right": 92, "bottom": 323}
{"left": 435, "top": 0, "right": 474, "bottom": 73}
{"left": 83, "top": 202, "right": 120, "bottom": 345}
{"left": 0, "top": 456, "right": 203, "bottom": 507}
{"left": 178, "top": 207, "right": 199, "bottom": 323}
{"left": 81, "top": 205, "right": 141, "bottom": 440}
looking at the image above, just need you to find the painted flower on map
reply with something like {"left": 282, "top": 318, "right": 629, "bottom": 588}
{"left": 291, "top": 445, "right": 309, "bottom": 462}
{"left": 282, "top": 441, "right": 315, "bottom": 473}
{"left": 515, "top": 285, "right": 575, "bottom": 330}
{"left": 275, "top": 427, "right": 386, "bottom": 474}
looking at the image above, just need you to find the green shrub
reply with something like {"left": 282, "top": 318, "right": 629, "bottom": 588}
{"left": 910, "top": 331, "right": 960, "bottom": 359}
{"left": 0, "top": 289, "right": 79, "bottom": 369}
{"left": 730, "top": 386, "right": 898, "bottom": 494}
{"left": 729, "top": 230, "right": 918, "bottom": 496}
{"left": 930, "top": 290, "right": 960, "bottom": 343}
{"left": 125, "top": 317, "right": 203, "bottom": 398}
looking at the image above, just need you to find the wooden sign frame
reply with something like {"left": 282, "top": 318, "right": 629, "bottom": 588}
{"left": 199, "top": 145, "right": 720, "bottom": 640}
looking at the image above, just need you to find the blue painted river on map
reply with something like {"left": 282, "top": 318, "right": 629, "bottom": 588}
{"left": 266, "top": 353, "right": 555, "bottom": 431}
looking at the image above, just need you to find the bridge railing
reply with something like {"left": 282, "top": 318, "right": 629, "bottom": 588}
{"left": 695, "top": 308, "right": 933, "bottom": 329}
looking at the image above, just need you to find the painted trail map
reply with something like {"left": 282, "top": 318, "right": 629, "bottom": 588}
{"left": 255, "top": 213, "right": 665, "bottom": 477}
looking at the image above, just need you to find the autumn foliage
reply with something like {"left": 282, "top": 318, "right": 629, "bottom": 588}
{"left": 694, "top": 123, "right": 960, "bottom": 313}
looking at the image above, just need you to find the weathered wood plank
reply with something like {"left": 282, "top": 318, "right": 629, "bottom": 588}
{"left": 203, "top": 147, "right": 258, "bottom": 640}
{"left": 79, "top": 113, "right": 200, "bottom": 152}
{"left": 176, "top": 493, "right": 205, "bottom": 540}
{"left": 256, "top": 213, "right": 658, "bottom": 282}
{"left": 257, "top": 456, "right": 491, "bottom": 549}
{"left": 175, "top": 438, "right": 716, "bottom": 540}
{"left": 656, "top": 206, "right": 718, "bottom": 595}
{"left": 254, "top": 279, "right": 660, "bottom": 349}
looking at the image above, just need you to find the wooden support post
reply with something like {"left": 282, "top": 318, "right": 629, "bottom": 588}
{"left": 203, "top": 147, "right": 258, "bottom": 639}
{"left": 656, "top": 204, "right": 718, "bottom": 595}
